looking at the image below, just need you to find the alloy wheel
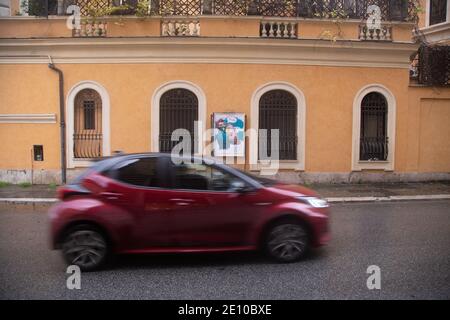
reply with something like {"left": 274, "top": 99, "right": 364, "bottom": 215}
{"left": 62, "top": 230, "right": 107, "bottom": 271}
{"left": 267, "top": 224, "right": 308, "bottom": 262}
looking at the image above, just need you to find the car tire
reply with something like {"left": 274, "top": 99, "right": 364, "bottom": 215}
{"left": 264, "top": 221, "right": 310, "bottom": 263}
{"left": 61, "top": 225, "right": 109, "bottom": 272}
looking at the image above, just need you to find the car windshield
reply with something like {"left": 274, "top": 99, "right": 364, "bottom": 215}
{"left": 235, "top": 169, "right": 277, "bottom": 187}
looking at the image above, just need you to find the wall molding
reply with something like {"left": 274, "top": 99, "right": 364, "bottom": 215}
{"left": 0, "top": 37, "right": 418, "bottom": 69}
{"left": 0, "top": 113, "right": 56, "bottom": 123}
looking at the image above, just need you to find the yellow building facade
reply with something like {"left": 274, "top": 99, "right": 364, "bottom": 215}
{"left": 0, "top": 0, "right": 449, "bottom": 184}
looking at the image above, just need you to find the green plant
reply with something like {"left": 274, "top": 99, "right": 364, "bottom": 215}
{"left": 135, "top": 0, "right": 151, "bottom": 17}
{"left": 18, "top": 182, "right": 32, "bottom": 188}
{"left": 407, "top": 0, "right": 424, "bottom": 23}
{"left": 21, "top": 0, "right": 57, "bottom": 16}
{"left": 316, "top": 9, "right": 349, "bottom": 42}
{"left": 314, "top": 8, "right": 349, "bottom": 20}
{"left": 0, "top": 181, "right": 11, "bottom": 188}
{"left": 48, "top": 183, "right": 58, "bottom": 190}
{"left": 82, "top": 0, "right": 129, "bottom": 20}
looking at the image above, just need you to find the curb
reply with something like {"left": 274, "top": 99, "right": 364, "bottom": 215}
{"left": 1, "top": 195, "right": 450, "bottom": 205}
{"left": 0, "top": 198, "right": 58, "bottom": 204}
{"left": 326, "top": 194, "right": 450, "bottom": 203}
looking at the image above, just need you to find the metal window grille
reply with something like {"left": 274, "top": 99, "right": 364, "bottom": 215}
{"left": 83, "top": 100, "right": 96, "bottom": 130}
{"left": 360, "top": 92, "right": 388, "bottom": 161}
{"left": 415, "top": 45, "right": 450, "bottom": 86}
{"left": 74, "top": 89, "right": 103, "bottom": 159}
{"left": 159, "top": 0, "right": 202, "bottom": 15}
{"left": 31, "top": 0, "right": 416, "bottom": 21}
{"left": 212, "top": 0, "right": 249, "bottom": 15}
{"left": 430, "top": 0, "right": 447, "bottom": 25}
{"left": 259, "top": 90, "right": 298, "bottom": 161}
{"left": 258, "top": 0, "right": 298, "bottom": 18}
{"left": 159, "top": 89, "right": 199, "bottom": 154}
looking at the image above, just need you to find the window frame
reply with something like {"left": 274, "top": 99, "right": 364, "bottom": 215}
{"left": 67, "top": 81, "right": 111, "bottom": 169}
{"left": 359, "top": 92, "right": 389, "bottom": 162}
{"left": 159, "top": 88, "right": 199, "bottom": 155}
{"left": 258, "top": 89, "right": 298, "bottom": 162}
{"left": 151, "top": 81, "right": 207, "bottom": 157}
{"left": 352, "top": 84, "right": 396, "bottom": 172}
{"left": 429, "top": 0, "right": 448, "bottom": 26}
{"left": 250, "top": 82, "right": 306, "bottom": 172}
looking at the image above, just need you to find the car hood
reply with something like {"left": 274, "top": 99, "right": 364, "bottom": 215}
{"left": 267, "top": 183, "right": 319, "bottom": 198}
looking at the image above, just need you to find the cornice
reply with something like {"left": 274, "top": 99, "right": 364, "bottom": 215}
{"left": 0, "top": 37, "right": 418, "bottom": 68}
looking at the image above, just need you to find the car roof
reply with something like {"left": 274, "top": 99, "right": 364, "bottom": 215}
{"left": 93, "top": 152, "right": 217, "bottom": 169}
{"left": 90, "top": 153, "right": 262, "bottom": 188}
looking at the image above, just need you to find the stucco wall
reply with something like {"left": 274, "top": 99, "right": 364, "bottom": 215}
{"left": 3, "top": 62, "right": 448, "bottom": 182}
{"left": 404, "top": 86, "right": 450, "bottom": 173}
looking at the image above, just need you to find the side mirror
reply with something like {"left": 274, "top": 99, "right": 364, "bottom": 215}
{"left": 230, "top": 180, "right": 250, "bottom": 193}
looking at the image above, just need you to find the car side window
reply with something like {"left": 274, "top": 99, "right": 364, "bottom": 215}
{"left": 172, "top": 162, "right": 241, "bottom": 192}
{"left": 114, "top": 157, "right": 162, "bottom": 188}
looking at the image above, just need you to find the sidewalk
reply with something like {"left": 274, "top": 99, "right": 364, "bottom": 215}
{"left": 0, "top": 181, "right": 449, "bottom": 204}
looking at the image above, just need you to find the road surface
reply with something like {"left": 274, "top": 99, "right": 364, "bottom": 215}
{"left": 1, "top": 200, "right": 449, "bottom": 299}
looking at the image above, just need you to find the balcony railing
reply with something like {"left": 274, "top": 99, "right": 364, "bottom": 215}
{"left": 359, "top": 24, "right": 392, "bottom": 41}
{"left": 360, "top": 137, "right": 389, "bottom": 161}
{"left": 410, "top": 45, "right": 450, "bottom": 87}
{"left": 260, "top": 20, "right": 298, "bottom": 38}
{"left": 27, "top": 0, "right": 418, "bottom": 22}
{"left": 73, "top": 19, "right": 108, "bottom": 37}
{"left": 161, "top": 18, "right": 200, "bottom": 36}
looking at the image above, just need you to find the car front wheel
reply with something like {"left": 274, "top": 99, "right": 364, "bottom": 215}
{"left": 61, "top": 225, "right": 109, "bottom": 272}
{"left": 265, "top": 222, "right": 310, "bottom": 263}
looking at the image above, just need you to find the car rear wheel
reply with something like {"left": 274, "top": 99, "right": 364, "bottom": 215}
{"left": 265, "top": 222, "right": 309, "bottom": 263}
{"left": 62, "top": 226, "right": 109, "bottom": 272}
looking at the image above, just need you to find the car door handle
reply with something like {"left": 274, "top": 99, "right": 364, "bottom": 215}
{"left": 169, "top": 199, "right": 194, "bottom": 206}
{"left": 100, "top": 192, "right": 122, "bottom": 200}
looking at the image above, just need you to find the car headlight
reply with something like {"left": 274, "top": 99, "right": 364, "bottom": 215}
{"left": 297, "top": 197, "right": 329, "bottom": 208}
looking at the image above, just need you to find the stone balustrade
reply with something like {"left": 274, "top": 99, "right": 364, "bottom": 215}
{"left": 359, "top": 25, "right": 392, "bottom": 41}
{"left": 73, "top": 20, "right": 108, "bottom": 37}
{"left": 260, "top": 21, "right": 298, "bottom": 39}
{"left": 161, "top": 19, "right": 200, "bottom": 37}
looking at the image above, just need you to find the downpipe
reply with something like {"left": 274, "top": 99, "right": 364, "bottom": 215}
{"left": 48, "top": 56, "right": 67, "bottom": 184}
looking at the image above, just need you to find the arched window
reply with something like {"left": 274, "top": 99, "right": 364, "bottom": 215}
{"left": 159, "top": 88, "right": 199, "bottom": 154}
{"left": 259, "top": 90, "right": 298, "bottom": 161}
{"left": 360, "top": 92, "right": 388, "bottom": 161}
{"left": 73, "top": 89, "right": 103, "bottom": 159}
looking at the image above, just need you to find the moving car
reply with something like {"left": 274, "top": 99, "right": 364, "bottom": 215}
{"left": 49, "top": 153, "right": 330, "bottom": 271}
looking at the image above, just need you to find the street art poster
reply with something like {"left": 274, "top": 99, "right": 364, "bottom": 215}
{"left": 213, "top": 113, "right": 246, "bottom": 157}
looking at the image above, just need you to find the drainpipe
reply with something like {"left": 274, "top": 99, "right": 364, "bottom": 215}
{"left": 48, "top": 56, "right": 67, "bottom": 184}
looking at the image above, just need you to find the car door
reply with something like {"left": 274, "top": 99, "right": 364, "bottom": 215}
{"left": 105, "top": 156, "right": 174, "bottom": 249}
{"left": 166, "top": 161, "right": 259, "bottom": 247}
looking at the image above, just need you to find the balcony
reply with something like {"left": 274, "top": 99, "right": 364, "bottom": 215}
{"left": 410, "top": 45, "right": 450, "bottom": 86}
{"left": 26, "top": 0, "right": 418, "bottom": 22}
{"left": 1, "top": 0, "right": 418, "bottom": 41}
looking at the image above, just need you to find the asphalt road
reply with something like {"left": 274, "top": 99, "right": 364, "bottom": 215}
{"left": 1, "top": 200, "right": 449, "bottom": 300}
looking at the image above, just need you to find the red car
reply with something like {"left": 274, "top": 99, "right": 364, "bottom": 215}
{"left": 49, "top": 153, "right": 330, "bottom": 271}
